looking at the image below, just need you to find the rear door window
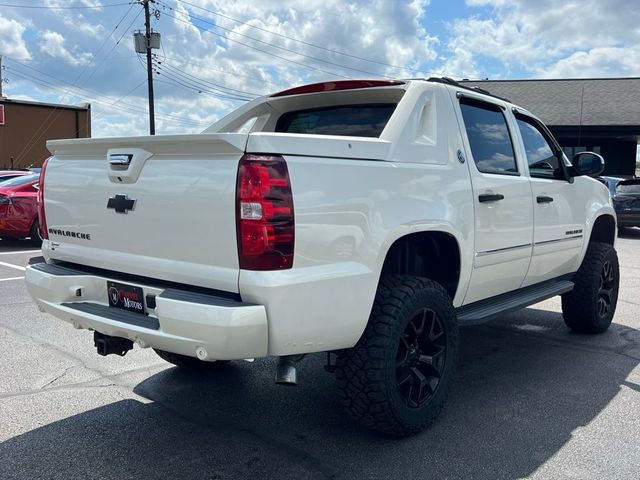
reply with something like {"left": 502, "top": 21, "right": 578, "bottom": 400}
{"left": 275, "top": 104, "right": 396, "bottom": 137}
{"left": 459, "top": 98, "right": 518, "bottom": 175}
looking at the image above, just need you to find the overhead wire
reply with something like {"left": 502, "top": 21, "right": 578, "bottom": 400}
{"left": 12, "top": 3, "right": 140, "bottom": 161}
{"left": 154, "top": 57, "right": 261, "bottom": 98}
{"left": 153, "top": 54, "right": 280, "bottom": 87}
{"left": 7, "top": 67, "right": 207, "bottom": 128}
{"left": 168, "top": 0, "right": 421, "bottom": 75}
{"left": 6, "top": 58, "right": 209, "bottom": 126}
{"left": 160, "top": 11, "right": 352, "bottom": 79}
{"left": 156, "top": 2, "right": 390, "bottom": 79}
{"left": 0, "top": 2, "right": 131, "bottom": 9}
{"left": 150, "top": 58, "right": 253, "bottom": 101}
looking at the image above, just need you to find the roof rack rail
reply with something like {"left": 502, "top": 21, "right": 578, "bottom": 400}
{"left": 426, "top": 77, "right": 511, "bottom": 103}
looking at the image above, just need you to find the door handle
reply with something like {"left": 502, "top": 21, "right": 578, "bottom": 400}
{"left": 478, "top": 193, "right": 505, "bottom": 203}
{"left": 109, "top": 154, "right": 133, "bottom": 166}
{"left": 537, "top": 195, "right": 554, "bottom": 204}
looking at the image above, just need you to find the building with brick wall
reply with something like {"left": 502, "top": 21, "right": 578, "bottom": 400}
{"left": 0, "top": 98, "right": 91, "bottom": 169}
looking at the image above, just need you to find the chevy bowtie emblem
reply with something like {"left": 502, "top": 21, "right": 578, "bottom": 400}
{"left": 107, "top": 194, "right": 136, "bottom": 214}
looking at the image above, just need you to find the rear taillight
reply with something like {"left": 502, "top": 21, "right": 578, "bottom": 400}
{"left": 38, "top": 157, "right": 50, "bottom": 240}
{"left": 236, "top": 154, "right": 294, "bottom": 270}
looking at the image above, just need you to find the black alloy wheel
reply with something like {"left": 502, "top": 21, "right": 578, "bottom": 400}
{"left": 395, "top": 307, "right": 446, "bottom": 408}
{"left": 562, "top": 241, "right": 619, "bottom": 334}
{"left": 597, "top": 259, "right": 616, "bottom": 319}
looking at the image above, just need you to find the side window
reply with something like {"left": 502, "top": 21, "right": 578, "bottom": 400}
{"left": 459, "top": 98, "right": 518, "bottom": 175}
{"left": 515, "top": 115, "right": 563, "bottom": 179}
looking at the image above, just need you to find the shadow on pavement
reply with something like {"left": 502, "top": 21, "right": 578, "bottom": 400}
{"left": 1, "top": 309, "right": 638, "bottom": 480}
{"left": 0, "top": 238, "right": 40, "bottom": 252}
{"left": 618, "top": 226, "right": 640, "bottom": 239}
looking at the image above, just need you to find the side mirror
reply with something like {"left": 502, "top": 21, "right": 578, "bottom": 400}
{"left": 571, "top": 151, "right": 605, "bottom": 177}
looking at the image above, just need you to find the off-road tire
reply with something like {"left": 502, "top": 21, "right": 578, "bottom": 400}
{"left": 154, "top": 349, "right": 230, "bottom": 370}
{"left": 562, "top": 242, "right": 619, "bottom": 334}
{"left": 336, "top": 275, "right": 459, "bottom": 436}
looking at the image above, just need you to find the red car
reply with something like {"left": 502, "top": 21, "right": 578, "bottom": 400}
{"left": 0, "top": 173, "right": 42, "bottom": 244}
{"left": 0, "top": 170, "right": 31, "bottom": 182}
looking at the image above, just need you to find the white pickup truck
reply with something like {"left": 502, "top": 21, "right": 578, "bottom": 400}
{"left": 26, "top": 78, "right": 619, "bottom": 436}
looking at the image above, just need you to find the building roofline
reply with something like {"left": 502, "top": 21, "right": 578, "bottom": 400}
{"left": 0, "top": 97, "right": 90, "bottom": 111}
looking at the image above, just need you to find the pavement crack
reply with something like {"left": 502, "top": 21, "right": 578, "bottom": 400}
{"left": 40, "top": 366, "right": 75, "bottom": 389}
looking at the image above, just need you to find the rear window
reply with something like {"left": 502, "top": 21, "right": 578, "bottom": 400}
{"left": 616, "top": 180, "right": 640, "bottom": 194}
{"left": 0, "top": 174, "right": 38, "bottom": 187}
{"left": 275, "top": 103, "right": 396, "bottom": 137}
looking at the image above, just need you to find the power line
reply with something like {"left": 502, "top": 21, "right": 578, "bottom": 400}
{"left": 6, "top": 59, "right": 208, "bottom": 126}
{"left": 0, "top": 2, "right": 131, "bottom": 9}
{"left": 162, "top": 11, "right": 352, "bottom": 79}
{"left": 154, "top": 54, "right": 280, "bottom": 87}
{"left": 151, "top": 60, "right": 254, "bottom": 101}
{"left": 7, "top": 67, "right": 207, "bottom": 128}
{"left": 155, "top": 57, "right": 261, "bottom": 97}
{"left": 160, "top": 3, "right": 391, "bottom": 79}
{"left": 168, "top": 0, "right": 421, "bottom": 75}
{"left": 10, "top": 3, "right": 139, "bottom": 162}
{"left": 158, "top": 6, "right": 388, "bottom": 79}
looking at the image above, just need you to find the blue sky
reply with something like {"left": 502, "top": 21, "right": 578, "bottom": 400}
{"left": 0, "top": 0, "right": 639, "bottom": 147}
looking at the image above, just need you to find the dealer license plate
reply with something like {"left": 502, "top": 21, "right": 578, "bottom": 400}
{"left": 107, "top": 281, "right": 145, "bottom": 315}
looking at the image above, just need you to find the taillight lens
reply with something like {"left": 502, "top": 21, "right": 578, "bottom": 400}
{"left": 38, "top": 157, "right": 50, "bottom": 240}
{"left": 236, "top": 154, "right": 294, "bottom": 270}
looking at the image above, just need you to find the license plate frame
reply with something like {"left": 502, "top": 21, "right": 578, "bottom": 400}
{"left": 107, "top": 281, "right": 146, "bottom": 315}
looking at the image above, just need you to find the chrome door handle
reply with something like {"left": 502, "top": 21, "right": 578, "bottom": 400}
{"left": 109, "top": 154, "right": 133, "bottom": 166}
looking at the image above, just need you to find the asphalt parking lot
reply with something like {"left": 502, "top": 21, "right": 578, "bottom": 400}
{"left": 0, "top": 232, "right": 639, "bottom": 480}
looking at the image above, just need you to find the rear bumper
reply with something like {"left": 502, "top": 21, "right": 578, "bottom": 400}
{"left": 25, "top": 261, "right": 268, "bottom": 361}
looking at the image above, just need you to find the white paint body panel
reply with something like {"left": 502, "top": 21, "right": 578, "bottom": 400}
{"left": 25, "top": 80, "right": 614, "bottom": 360}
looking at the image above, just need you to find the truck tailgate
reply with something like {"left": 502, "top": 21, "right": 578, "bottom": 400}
{"left": 43, "top": 133, "right": 247, "bottom": 293}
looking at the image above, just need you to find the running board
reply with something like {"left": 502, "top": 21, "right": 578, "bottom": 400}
{"left": 455, "top": 279, "right": 574, "bottom": 326}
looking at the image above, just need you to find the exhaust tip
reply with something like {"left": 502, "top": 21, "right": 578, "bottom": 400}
{"left": 275, "top": 356, "right": 299, "bottom": 385}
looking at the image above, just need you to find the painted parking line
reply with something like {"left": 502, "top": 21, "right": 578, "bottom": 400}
{"left": 0, "top": 250, "right": 40, "bottom": 255}
{"left": 0, "top": 261, "right": 26, "bottom": 271}
{"left": 0, "top": 276, "right": 24, "bottom": 282}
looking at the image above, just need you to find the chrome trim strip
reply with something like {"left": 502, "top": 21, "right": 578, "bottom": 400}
{"left": 534, "top": 235, "right": 583, "bottom": 246}
{"left": 109, "top": 154, "right": 133, "bottom": 166}
{"left": 476, "top": 243, "right": 532, "bottom": 257}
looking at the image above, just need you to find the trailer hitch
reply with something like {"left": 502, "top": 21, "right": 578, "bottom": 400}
{"left": 94, "top": 332, "right": 134, "bottom": 357}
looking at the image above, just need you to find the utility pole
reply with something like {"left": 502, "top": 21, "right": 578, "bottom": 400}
{"left": 143, "top": 0, "right": 155, "bottom": 135}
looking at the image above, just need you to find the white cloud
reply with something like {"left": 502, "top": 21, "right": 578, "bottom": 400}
{"left": 0, "top": 15, "right": 31, "bottom": 60}
{"left": 539, "top": 47, "right": 640, "bottom": 79}
{"left": 38, "top": 30, "right": 93, "bottom": 66}
{"left": 445, "top": 0, "right": 640, "bottom": 78}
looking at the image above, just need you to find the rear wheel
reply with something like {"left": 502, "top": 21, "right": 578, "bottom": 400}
{"left": 29, "top": 219, "right": 43, "bottom": 246}
{"left": 562, "top": 242, "right": 619, "bottom": 334}
{"left": 154, "top": 349, "right": 230, "bottom": 370}
{"left": 336, "top": 275, "right": 459, "bottom": 436}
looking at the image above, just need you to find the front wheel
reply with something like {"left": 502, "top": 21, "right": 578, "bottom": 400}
{"left": 562, "top": 242, "right": 619, "bottom": 334}
{"left": 336, "top": 275, "right": 459, "bottom": 436}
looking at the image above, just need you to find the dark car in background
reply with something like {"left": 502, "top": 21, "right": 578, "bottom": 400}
{"left": 0, "top": 173, "right": 42, "bottom": 245}
{"left": 599, "top": 176, "right": 640, "bottom": 230}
